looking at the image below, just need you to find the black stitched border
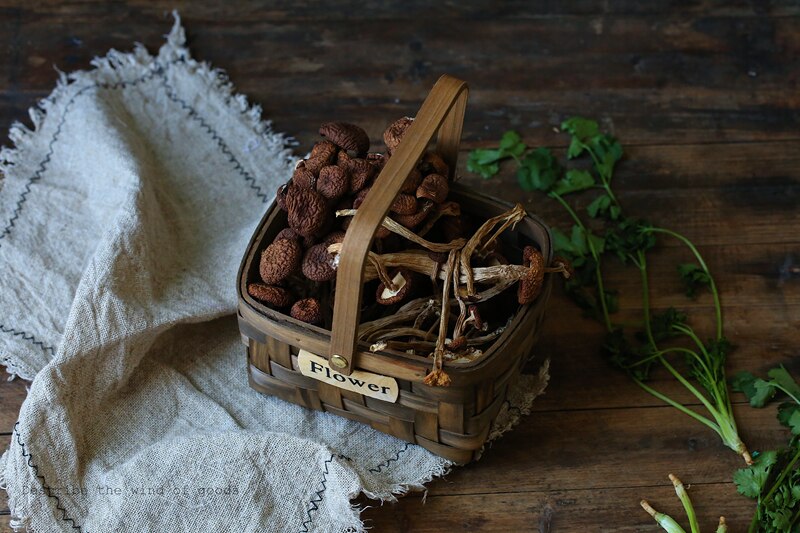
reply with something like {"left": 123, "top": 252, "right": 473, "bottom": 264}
{"left": 368, "top": 443, "right": 410, "bottom": 474}
{"left": 12, "top": 422, "right": 84, "bottom": 531}
{"left": 160, "top": 75, "right": 270, "bottom": 203}
{"left": 0, "top": 60, "right": 175, "bottom": 249}
{"left": 0, "top": 324, "right": 55, "bottom": 355}
{"left": 299, "top": 444, "right": 412, "bottom": 531}
{"left": 299, "top": 453, "right": 349, "bottom": 533}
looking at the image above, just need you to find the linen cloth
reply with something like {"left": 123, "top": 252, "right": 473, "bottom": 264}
{"left": 0, "top": 16, "right": 549, "bottom": 532}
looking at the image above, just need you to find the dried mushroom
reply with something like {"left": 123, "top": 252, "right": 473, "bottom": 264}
{"left": 317, "top": 165, "right": 349, "bottom": 200}
{"left": 319, "top": 122, "right": 370, "bottom": 155}
{"left": 259, "top": 237, "right": 302, "bottom": 284}
{"left": 383, "top": 117, "right": 413, "bottom": 152}
{"left": 291, "top": 297, "right": 323, "bottom": 325}
{"left": 375, "top": 269, "right": 413, "bottom": 305}
{"left": 416, "top": 173, "right": 449, "bottom": 204}
{"left": 247, "top": 283, "right": 295, "bottom": 308}
{"left": 517, "top": 245, "right": 545, "bottom": 304}
{"left": 286, "top": 188, "right": 328, "bottom": 237}
{"left": 302, "top": 243, "right": 337, "bottom": 282}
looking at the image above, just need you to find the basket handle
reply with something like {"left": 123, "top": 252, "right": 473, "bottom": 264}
{"left": 327, "top": 74, "right": 469, "bottom": 375}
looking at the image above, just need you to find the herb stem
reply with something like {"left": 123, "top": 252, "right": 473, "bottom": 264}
{"left": 549, "top": 191, "right": 612, "bottom": 331}
{"left": 646, "top": 227, "right": 723, "bottom": 340}
{"left": 633, "top": 378, "right": 721, "bottom": 437}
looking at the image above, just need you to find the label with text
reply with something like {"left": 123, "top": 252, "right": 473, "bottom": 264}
{"left": 298, "top": 350, "right": 399, "bottom": 403}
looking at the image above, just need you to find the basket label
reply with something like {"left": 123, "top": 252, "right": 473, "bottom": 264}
{"left": 298, "top": 350, "right": 399, "bottom": 403}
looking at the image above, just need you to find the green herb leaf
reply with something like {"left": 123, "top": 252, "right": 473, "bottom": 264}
{"left": 552, "top": 169, "right": 596, "bottom": 195}
{"left": 498, "top": 130, "right": 527, "bottom": 157}
{"left": 677, "top": 263, "right": 712, "bottom": 298}
{"left": 734, "top": 450, "right": 778, "bottom": 498}
{"left": 588, "top": 135, "right": 623, "bottom": 178}
{"left": 561, "top": 117, "right": 600, "bottom": 158}
{"left": 649, "top": 308, "right": 687, "bottom": 343}
{"left": 778, "top": 403, "right": 800, "bottom": 435}
{"left": 466, "top": 149, "right": 502, "bottom": 178}
{"left": 752, "top": 379, "right": 779, "bottom": 407}
{"left": 767, "top": 366, "right": 800, "bottom": 400}
{"left": 604, "top": 217, "right": 656, "bottom": 263}
{"left": 587, "top": 194, "right": 611, "bottom": 218}
{"left": 517, "top": 147, "right": 561, "bottom": 191}
{"left": 732, "top": 371, "right": 759, "bottom": 398}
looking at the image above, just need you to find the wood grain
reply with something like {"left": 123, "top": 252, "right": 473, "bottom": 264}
{"left": 0, "top": 1, "right": 798, "bottom": 530}
{"left": 0, "top": 371, "right": 26, "bottom": 433}
{"left": 0, "top": 435, "right": 9, "bottom": 516}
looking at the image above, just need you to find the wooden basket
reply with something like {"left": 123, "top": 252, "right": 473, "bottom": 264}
{"left": 237, "top": 75, "right": 553, "bottom": 463}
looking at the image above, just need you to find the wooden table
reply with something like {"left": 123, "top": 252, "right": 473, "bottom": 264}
{"left": 1, "top": 2, "right": 798, "bottom": 530}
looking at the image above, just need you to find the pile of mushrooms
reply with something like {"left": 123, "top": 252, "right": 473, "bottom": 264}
{"left": 248, "top": 118, "right": 571, "bottom": 386}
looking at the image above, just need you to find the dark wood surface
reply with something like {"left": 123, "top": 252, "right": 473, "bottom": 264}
{"left": 1, "top": 2, "right": 798, "bottom": 531}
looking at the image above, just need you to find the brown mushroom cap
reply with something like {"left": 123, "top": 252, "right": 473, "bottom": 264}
{"left": 301, "top": 243, "right": 337, "bottom": 282}
{"left": 400, "top": 167, "right": 423, "bottom": 194}
{"left": 291, "top": 297, "right": 323, "bottom": 325}
{"left": 319, "top": 122, "right": 370, "bottom": 155}
{"left": 324, "top": 231, "right": 347, "bottom": 246}
{"left": 366, "top": 152, "right": 388, "bottom": 171}
{"left": 393, "top": 199, "right": 434, "bottom": 229}
{"left": 517, "top": 245, "right": 546, "bottom": 304}
{"left": 275, "top": 228, "right": 300, "bottom": 241}
{"left": 317, "top": 165, "right": 349, "bottom": 200}
{"left": 389, "top": 193, "right": 418, "bottom": 216}
{"left": 375, "top": 269, "right": 414, "bottom": 305}
{"left": 419, "top": 151, "right": 450, "bottom": 177}
{"left": 310, "top": 140, "right": 338, "bottom": 162}
{"left": 292, "top": 163, "right": 317, "bottom": 189}
{"left": 286, "top": 188, "right": 328, "bottom": 237}
{"left": 347, "top": 158, "right": 377, "bottom": 193}
{"left": 276, "top": 182, "right": 291, "bottom": 211}
{"left": 383, "top": 117, "right": 414, "bottom": 152}
{"left": 247, "top": 283, "right": 295, "bottom": 308}
{"left": 259, "top": 237, "right": 302, "bottom": 284}
{"left": 445, "top": 336, "right": 467, "bottom": 352}
{"left": 416, "top": 173, "right": 449, "bottom": 204}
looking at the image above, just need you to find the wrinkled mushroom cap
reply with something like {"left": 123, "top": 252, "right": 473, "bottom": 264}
{"left": 347, "top": 158, "right": 377, "bottom": 193}
{"left": 286, "top": 188, "right": 328, "bottom": 237}
{"left": 319, "top": 122, "right": 370, "bottom": 155}
{"left": 389, "top": 193, "right": 418, "bottom": 216}
{"left": 292, "top": 162, "right": 317, "bottom": 189}
{"left": 419, "top": 151, "right": 449, "bottom": 177}
{"left": 310, "top": 140, "right": 338, "bottom": 162}
{"left": 317, "top": 165, "right": 349, "bottom": 200}
{"left": 259, "top": 237, "right": 302, "bottom": 284}
{"left": 375, "top": 269, "right": 414, "bottom": 305}
{"left": 247, "top": 283, "right": 295, "bottom": 308}
{"left": 416, "top": 173, "right": 449, "bottom": 204}
{"left": 291, "top": 297, "right": 323, "bottom": 325}
{"left": 301, "top": 243, "right": 337, "bottom": 282}
{"left": 517, "top": 245, "right": 546, "bottom": 304}
{"left": 383, "top": 117, "right": 414, "bottom": 152}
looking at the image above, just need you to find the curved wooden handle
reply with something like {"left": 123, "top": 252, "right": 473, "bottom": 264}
{"left": 328, "top": 75, "right": 469, "bottom": 375}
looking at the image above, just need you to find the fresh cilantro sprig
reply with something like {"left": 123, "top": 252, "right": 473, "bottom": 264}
{"left": 468, "top": 119, "right": 750, "bottom": 465}
{"left": 733, "top": 440, "right": 800, "bottom": 532}
{"left": 733, "top": 366, "right": 800, "bottom": 435}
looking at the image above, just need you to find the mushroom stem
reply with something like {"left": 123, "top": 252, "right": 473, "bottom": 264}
{"left": 327, "top": 244, "right": 533, "bottom": 287}
{"left": 336, "top": 208, "right": 465, "bottom": 252}
{"left": 460, "top": 203, "right": 527, "bottom": 296}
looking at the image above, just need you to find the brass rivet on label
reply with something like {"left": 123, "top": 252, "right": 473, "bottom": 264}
{"left": 330, "top": 355, "right": 348, "bottom": 369}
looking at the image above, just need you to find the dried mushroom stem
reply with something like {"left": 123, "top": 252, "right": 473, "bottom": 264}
{"left": 327, "top": 243, "right": 534, "bottom": 287}
{"left": 369, "top": 327, "right": 437, "bottom": 342}
{"left": 460, "top": 203, "right": 526, "bottom": 296}
{"left": 424, "top": 250, "right": 457, "bottom": 387}
{"left": 416, "top": 201, "right": 461, "bottom": 238}
{"left": 336, "top": 209, "right": 465, "bottom": 252}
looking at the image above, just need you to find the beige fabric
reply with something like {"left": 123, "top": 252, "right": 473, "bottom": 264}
{"left": 0, "top": 16, "right": 548, "bottom": 532}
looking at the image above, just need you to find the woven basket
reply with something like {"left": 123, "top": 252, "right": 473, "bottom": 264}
{"left": 237, "top": 75, "right": 553, "bottom": 463}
